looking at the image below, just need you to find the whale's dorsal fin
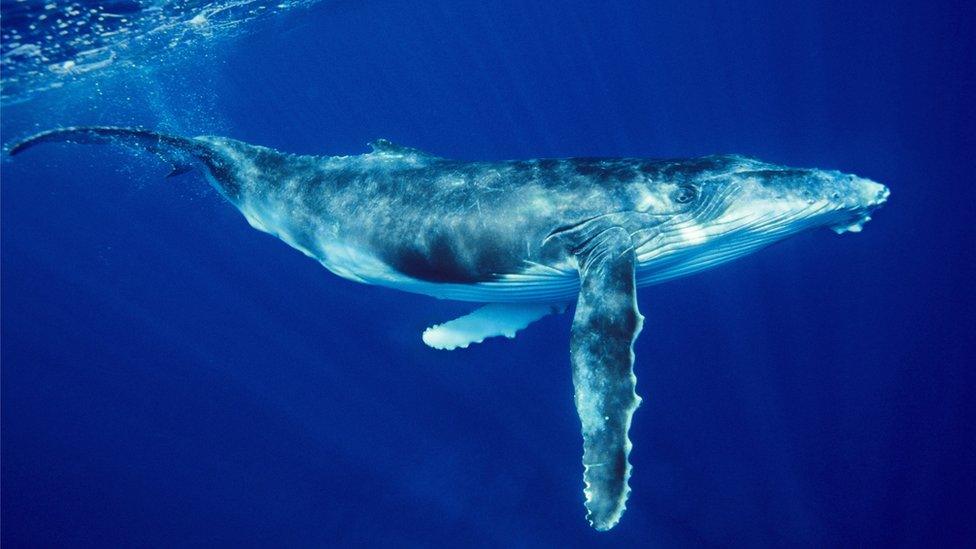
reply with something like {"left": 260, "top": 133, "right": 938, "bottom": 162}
{"left": 368, "top": 139, "right": 438, "bottom": 159}
{"left": 569, "top": 225, "right": 643, "bottom": 531}
{"left": 423, "top": 302, "right": 564, "bottom": 350}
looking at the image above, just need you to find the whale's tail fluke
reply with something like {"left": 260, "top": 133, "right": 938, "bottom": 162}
{"left": 9, "top": 126, "right": 221, "bottom": 178}
{"left": 9, "top": 126, "right": 292, "bottom": 202}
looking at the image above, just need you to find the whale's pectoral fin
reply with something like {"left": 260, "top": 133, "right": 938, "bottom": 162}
{"left": 423, "top": 302, "right": 565, "bottom": 350}
{"left": 570, "top": 226, "right": 643, "bottom": 531}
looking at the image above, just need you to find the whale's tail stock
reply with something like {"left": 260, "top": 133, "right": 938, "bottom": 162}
{"left": 8, "top": 126, "right": 223, "bottom": 178}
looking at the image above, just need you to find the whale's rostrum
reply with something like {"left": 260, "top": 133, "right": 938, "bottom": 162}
{"left": 9, "top": 126, "right": 889, "bottom": 531}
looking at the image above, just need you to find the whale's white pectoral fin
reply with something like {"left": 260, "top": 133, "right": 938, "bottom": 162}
{"left": 570, "top": 226, "right": 643, "bottom": 531}
{"left": 422, "top": 302, "right": 565, "bottom": 350}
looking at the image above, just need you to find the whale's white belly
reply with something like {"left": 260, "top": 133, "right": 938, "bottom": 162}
{"left": 309, "top": 239, "right": 726, "bottom": 304}
{"left": 241, "top": 199, "right": 782, "bottom": 303}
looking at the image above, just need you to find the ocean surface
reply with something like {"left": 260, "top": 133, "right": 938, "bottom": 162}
{"left": 1, "top": 0, "right": 973, "bottom": 546}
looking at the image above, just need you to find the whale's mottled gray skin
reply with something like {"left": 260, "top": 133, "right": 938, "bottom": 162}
{"left": 10, "top": 127, "right": 889, "bottom": 531}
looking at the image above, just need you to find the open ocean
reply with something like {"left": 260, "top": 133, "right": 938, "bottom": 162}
{"left": 1, "top": 1, "right": 973, "bottom": 546}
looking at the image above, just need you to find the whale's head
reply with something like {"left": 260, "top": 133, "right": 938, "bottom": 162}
{"left": 635, "top": 156, "right": 889, "bottom": 282}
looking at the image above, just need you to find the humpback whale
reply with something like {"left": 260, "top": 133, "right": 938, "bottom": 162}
{"left": 9, "top": 127, "right": 889, "bottom": 530}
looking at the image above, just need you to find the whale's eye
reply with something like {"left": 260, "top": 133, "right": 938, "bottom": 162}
{"left": 673, "top": 184, "right": 698, "bottom": 204}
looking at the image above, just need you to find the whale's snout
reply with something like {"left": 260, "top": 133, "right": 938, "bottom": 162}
{"left": 830, "top": 177, "right": 889, "bottom": 234}
{"left": 861, "top": 178, "right": 890, "bottom": 208}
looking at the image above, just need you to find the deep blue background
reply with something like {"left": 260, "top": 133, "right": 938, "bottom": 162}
{"left": 2, "top": 1, "right": 974, "bottom": 546}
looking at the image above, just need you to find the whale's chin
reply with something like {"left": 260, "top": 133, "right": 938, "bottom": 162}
{"left": 830, "top": 212, "right": 873, "bottom": 234}
{"left": 829, "top": 205, "right": 883, "bottom": 234}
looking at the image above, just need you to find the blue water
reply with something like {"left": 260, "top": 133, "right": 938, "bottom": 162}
{"left": 2, "top": 1, "right": 973, "bottom": 546}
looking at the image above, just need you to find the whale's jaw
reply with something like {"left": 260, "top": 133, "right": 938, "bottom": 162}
{"left": 630, "top": 172, "right": 890, "bottom": 284}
